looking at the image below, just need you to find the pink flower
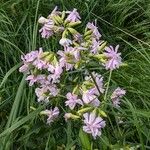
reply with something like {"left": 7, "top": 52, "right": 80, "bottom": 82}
{"left": 21, "top": 51, "right": 39, "bottom": 63}
{"left": 19, "top": 64, "right": 29, "bottom": 73}
{"left": 35, "top": 87, "right": 50, "bottom": 103}
{"left": 82, "top": 91, "right": 100, "bottom": 107}
{"left": 65, "top": 92, "right": 83, "bottom": 110}
{"left": 39, "top": 20, "right": 54, "bottom": 38}
{"left": 104, "top": 45, "right": 122, "bottom": 70}
{"left": 32, "top": 59, "right": 47, "bottom": 70}
{"left": 66, "top": 8, "right": 81, "bottom": 22}
{"left": 26, "top": 74, "right": 46, "bottom": 86}
{"left": 111, "top": 87, "right": 126, "bottom": 107}
{"left": 83, "top": 112, "right": 105, "bottom": 139}
{"left": 57, "top": 47, "right": 80, "bottom": 70}
{"left": 90, "top": 39, "right": 100, "bottom": 54}
{"left": 85, "top": 72, "right": 104, "bottom": 96}
{"left": 43, "top": 107, "right": 59, "bottom": 124}
{"left": 48, "top": 6, "right": 61, "bottom": 18}
{"left": 47, "top": 63, "right": 63, "bottom": 83}
{"left": 31, "top": 48, "right": 49, "bottom": 70}
{"left": 87, "top": 21, "right": 101, "bottom": 40}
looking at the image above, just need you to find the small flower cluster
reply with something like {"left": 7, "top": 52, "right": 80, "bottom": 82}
{"left": 19, "top": 7, "right": 126, "bottom": 139}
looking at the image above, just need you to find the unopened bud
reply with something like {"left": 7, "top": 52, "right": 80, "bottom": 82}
{"left": 38, "top": 16, "right": 48, "bottom": 24}
{"left": 59, "top": 38, "right": 72, "bottom": 46}
{"left": 77, "top": 107, "right": 93, "bottom": 115}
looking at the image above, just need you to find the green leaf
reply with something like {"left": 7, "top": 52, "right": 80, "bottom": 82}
{"left": 79, "top": 128, "right": 91, "bottom": 150}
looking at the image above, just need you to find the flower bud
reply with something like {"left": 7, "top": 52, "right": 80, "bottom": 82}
{"left": 77, "top": 107, "right": 93, "bottom": 115}
{"left": 38, "top": 16, "right": 48, "bottom": 24}
{"left": 59, "top": 38, "right": 72, "bottom": 46}
{"left": 64, "top": 113, "right": 80, "bottom": 121}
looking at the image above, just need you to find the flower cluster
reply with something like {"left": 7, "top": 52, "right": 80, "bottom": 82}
{"left": 19, "top": 7, "right": 126, "bottom": 139}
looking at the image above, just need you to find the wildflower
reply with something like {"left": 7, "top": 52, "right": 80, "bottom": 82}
{"left": 83, "top": 112, "right": 106, "bottom": 139}
{"left": 47, "top": 63, "right": 63, "bottom": 83}
{"left": 21, "top": 50, "right": 39, "bottom": 63}
{"left": 57, "top": 47, "right": 80, "bottom": 70}
{"left": 59, "top": 38, "right": 72, "bottom": 47}
{"left": 65, "top": 92, "right": 83, "bottom": 110}
{"left": 26, "top": 74, "right": 46, "bottom": 86}
{"left": 82, "top": 91, "right": 100, "bottom": 107}
{"left": 19, "top": 64, "right": 29, "bottom": 73}
{"left": 111, "top": 87, "right": 126, "bottom": 107}
{"left": 87, "top": 21, "right": 101, "bottom": 40}
{"left": 32, "top": 48, "right": 49, "bottom": 70}
{"left": 35, "top": 87, "right": 50, "bottom": 103}
{"left": 85, "top": 72, "right": 104, "bottom": 95}
{"left": 66, "top": 8, "right": 81, "bottom": 22}
{"left": 104, "top": 45, "right": 122, "bottom": 70}
{"left": 48, "top": 6, "right": 61, "bottom": 18}
{"left": 43, "top": 107, "right": 59, "bottom": 124}
{"left": 39, "top": 20, "right": 54, "bottom": 38}
{"left": 90, "top": 39, "right": 100, "bottom": 54}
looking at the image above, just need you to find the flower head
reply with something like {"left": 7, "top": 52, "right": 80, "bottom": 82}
{"left": 83, "top": 112, "right": 105, "bottom": 139}
{"left": 26, "top": 74, "right": 46, "bottom": 86}
{"left": 65, "top": 92, "right": 83, "bottom": 110}
{"left": 104, "top": 45, "right": 122, "bottom": 70}
{"left": 57, "top": 47, "right": 80, "bottom": 70}
{"left": 111, "top": 87, "right": 126, "bottom": 107}
{"left": 39, "top": 20, "right": 54, "bottom": 38}
{"left": 90, "top": 39, "right": 100, "bottom": 54}
{"left": 66, "top": 8, "right": 81, "bottom": 22}
{"left": 87, "top": 21, "right": 101, "bottom": 40}
{"left": 82, "top": 91, "right": 100, "bottom": 107}
{"left": 43, "top": 107, "right": 59, "bottom": 124}
{"left": 47, "top": 63, "right": 63, "bottom": 83}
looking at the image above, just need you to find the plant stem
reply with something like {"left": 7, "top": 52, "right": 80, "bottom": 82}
{"left": 104, "top": 70, "right": 112, "bottom": 101}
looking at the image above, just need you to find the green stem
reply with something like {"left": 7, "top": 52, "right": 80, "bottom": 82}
{"left": 104, "top": 70, "right": 112, "bottom": 101}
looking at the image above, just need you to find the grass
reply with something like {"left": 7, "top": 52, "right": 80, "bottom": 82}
{"left": 0, "top": 0, "right": 150, "bottom": 149}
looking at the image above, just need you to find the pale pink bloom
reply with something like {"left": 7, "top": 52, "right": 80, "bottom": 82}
{"left": 47, "top": 63, "right": 63, "bottom": 83}
{"left": 85, "top": 72, "right": 104, "bottom": 96}
{"left": 87, "top": 21, "right": 101, "bottom": 40}
{"left": 59, "top": 38, "right": 72, "bottom": 47}
{"left": 73, "top": 33, "right": 83, "bottom": 42}
{"left": 26, "top": 75, "right": 38, "bottom": 86}
{"left": 21, "top": 51, "right": 39, "bottom": 63}
{"left": 65, "top": 92, "right": 83, "bottom": 110}
{"left": 35, "top": 87, "right": 49, "bottom": 103}
{"left": 90, "top": 72, "right": 104, "bottom": 95}
{"left": 48, "top": 84, "right": 59, "bottom": 96}
{"left": 43, "top": 107, "right": 59, "bottom": 124}
{"left": 66, "top": 8, "right": 81, "bottom": 22}
{"left": 32, "top": 59, "right": 47, "bottom": 70}
{"left": 82, "top": 91, "right": 100, "bottom": 107}
{"left": 83, "top": 112, "right": 106, "bottom": 139}
{"left": 111, "top": 87, "right": 126, "bottom": 107}
{"left": 39, "top": 20, "right": 54, "bottom": 38}
{"left": 19, "top": 64, "right": 29, "bottom": 73}
{"left": 57, "top": 47, "right": 80, "bottom": 70}
{"left": 104, "top": 45, "right": 122, "bottom": 70}
{"left": 90, "top": 39, "right": 101, "bottom": 54}
{"left": 48, "top": 6, "right": 61, "bottom": 18}
{"left": 26, "top": 74, "right": 46, "bottom": 86}
{"left": 31, "top": 48, "right": 48, "bottom": 70}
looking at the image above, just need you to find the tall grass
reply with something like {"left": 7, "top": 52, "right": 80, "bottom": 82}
{"left": 0, "top": 0, "right": 150, "bottom": 149}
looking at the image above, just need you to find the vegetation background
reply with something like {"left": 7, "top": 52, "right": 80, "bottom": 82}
{"left": 0, "top": 0, "right": 150, "bottom": 149}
